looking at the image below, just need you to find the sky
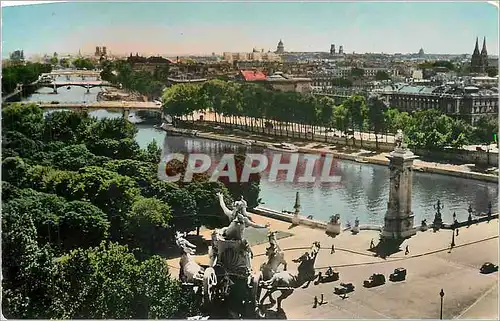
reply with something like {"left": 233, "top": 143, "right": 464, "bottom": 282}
{"left": 1, "top": 1, "right": 498, "bottom": 58}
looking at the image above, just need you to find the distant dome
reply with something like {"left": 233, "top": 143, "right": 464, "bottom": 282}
{"left": 278, "top": 40, "right": 283, "bottom": 46}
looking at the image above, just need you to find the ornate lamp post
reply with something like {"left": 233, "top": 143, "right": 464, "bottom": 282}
{"left": 433, "top": 200, "right": 444, "bottom": 231}
{"left": 292, "top": 191, "right": 301, "bottom": 226}
{"left": 439, "top": 289, "right": 445, "bottom": 319}
{"left": 467, "top": 204, "right": 473, "bottom": 227}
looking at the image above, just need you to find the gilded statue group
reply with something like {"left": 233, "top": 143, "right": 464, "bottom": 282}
{"left": 175, "top": 192, "right": 322, "bottom": 317}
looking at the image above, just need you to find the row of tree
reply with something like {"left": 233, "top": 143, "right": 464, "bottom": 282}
{"left": 2, "top": 62, "right": 52, "bottom": 94}
{"left": 100, "top": 60, "right": 169, "bottom": 99}
{"left": 162, "top": 80, "right": 498, "bottom": 150}
{"left": 2, "top": 103, "right": 259, "bottom": 318}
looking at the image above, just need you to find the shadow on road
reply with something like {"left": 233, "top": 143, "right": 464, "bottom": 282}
{"left": 369, "top": 238, "right": 404, "bottom": 259}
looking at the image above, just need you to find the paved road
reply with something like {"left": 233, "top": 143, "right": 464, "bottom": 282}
{"left": 169, "top": 214, "right": 499, "bottom": 319}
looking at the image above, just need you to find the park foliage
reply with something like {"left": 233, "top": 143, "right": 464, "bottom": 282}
{"left": 1, "top": 103, "right": 254, "bottom": 318}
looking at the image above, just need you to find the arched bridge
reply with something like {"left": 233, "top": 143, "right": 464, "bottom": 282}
{"left": 42, "top": 70, "right": 102, "bottom": 78}
{"left": 37, "top": 81, "right": 119, "bottom": 93}
{"left": 15, "top": 101, "right": 162, "bottom": 119}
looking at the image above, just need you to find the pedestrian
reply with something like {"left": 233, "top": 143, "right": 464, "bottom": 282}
{"left": 405, "top": 245, "right": 409, "bottom": 255}
{"left": 370, "top": 239, "right": 374, "bottom": 249}
{"left": 320, "top": 293, "right": 327, "bottom": 305}
{"left": 313, "top": 296, "right": 318, "bottom": 308}
{"left": 331, "top": 244, "right": 335, "bottom": 254}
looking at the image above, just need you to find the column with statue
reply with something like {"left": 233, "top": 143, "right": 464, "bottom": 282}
{"left": 381, "top": 130, "right": 418, "bottom": 240}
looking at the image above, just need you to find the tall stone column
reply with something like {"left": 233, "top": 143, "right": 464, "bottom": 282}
{"left": 381, "top": 131, "right": 418, "bottom": 240}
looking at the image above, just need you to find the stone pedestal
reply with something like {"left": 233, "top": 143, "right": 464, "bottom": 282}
{"left": 381, "top": 146, "right": 418, "bottom": 240}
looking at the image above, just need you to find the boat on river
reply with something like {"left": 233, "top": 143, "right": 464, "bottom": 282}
{"left": 267, "top": 142, "right": 299, "bottom": 153}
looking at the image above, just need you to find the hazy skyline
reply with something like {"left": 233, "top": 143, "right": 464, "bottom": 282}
{"left": 1, "top": 1, "right": 498, "bottom": 58}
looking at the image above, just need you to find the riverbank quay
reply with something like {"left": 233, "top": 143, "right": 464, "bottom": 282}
{"left": 190, "top": 112, "right": 499, "bottom": 167}
{"left": 167, "top": 213, "right": 499, "bottom": 319}
{"left": 162, "top": 126, "right": 498, "bottom": 183}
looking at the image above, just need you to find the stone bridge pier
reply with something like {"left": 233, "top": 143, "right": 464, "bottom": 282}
{"left": 53, "top": 84, "right": 58, "bottom": 94}
{"left": 122, "top": 109, "right": 130, "bottom": 119}
{"left": 85, "top": 85, "right": 91, "bottom": 93}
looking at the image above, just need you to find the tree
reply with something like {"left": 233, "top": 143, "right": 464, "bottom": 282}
{"left": 43, "top": 110, "right": 94, "bottom": 143}
{"left": 486, "top": 66, "right": 498, "bottom": 77}
{"left": 59, "top": 200, "right": 110, "bottom": 251}
{"left": 367, "top": 95, "right": 388, "bottom": 149}
{"left": 164, "top": 188, "right": 199, "bottom": 234}
{"left": 50, "top": 57, "right": 59, "bottom": 66}
{"left": 472, "top": 115, "right": 498, "bottom": 144}
{"left": 1, "top": 212, "right": 62, "bottom": 319}
{"left": 59, "top": 58, "right": 70, "bottom": 68}
{"left": 350, "top": 67, "right": 365, "bottom": 78}
{"left": 56, "top": 242, "right": 201, "bottom": 318}
{"left": 2, "top": 156, "right": 28, "bottom": 186}
{"left": 2, "top": 103, "right": 45, "bottom": 140}
{"left": 185, "top": 181, "right": 232, "bottom": 230}
{"left": 72, "top": 57, "right": 95, "bottom": 70}
{"left": 125, "top": 197, "right": 172, "bottom": 255}
{"left": 384, "top": 108, "right": 412, "bottom": 133}
{"left": 219, "top": 153, "right": 261, "bottom": 209}
{"left": 52, "top": 144, "right": 100, "bottom": 171}
{"left": 375, "top": 70, "right": 391, "bottom": 81}
{"left": 343, "top": 95, "right": 367, "bottom": 146}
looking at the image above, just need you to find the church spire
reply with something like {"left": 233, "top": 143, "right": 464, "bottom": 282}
{"left": 481, "top": 37, "right": 487, "bottom": 55}
{"left": 473, "top": 37, "right": 480, "bottom": 55}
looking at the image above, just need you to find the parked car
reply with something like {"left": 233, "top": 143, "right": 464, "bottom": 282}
{"left": 334, "top": 282, "right": 355, "bottom": 295}
{"left": 363, "top": 273, "right": 386, "bottom": 288}
{"left": 389, "top": 268, "right": 407, "bottom": 282}
{"left": 480, "top": 262, "right": 498, "bottom": 274}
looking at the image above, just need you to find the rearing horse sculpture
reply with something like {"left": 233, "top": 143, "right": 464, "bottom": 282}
{"left": 176, "top": 231, "right": 205, "bottom": 283}
{"left": 259, "top": 241, "right": 320, "bottom": 311}
{"left": 260, "top": 230, "right": 287, "bottom": 280}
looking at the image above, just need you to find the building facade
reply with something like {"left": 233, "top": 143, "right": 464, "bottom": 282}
{"left": 379, "top": 84, "right": 497, "bottom": 125}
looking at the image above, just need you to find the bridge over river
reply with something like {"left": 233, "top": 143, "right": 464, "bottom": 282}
{"left": 36, "top": 80, "right": 119, "bottom": 93}
{"left": 15, "top": 101, "right": 162, "bottom": 118}
{"left": 41, "top": 70, "right": 102, "bottom": 78}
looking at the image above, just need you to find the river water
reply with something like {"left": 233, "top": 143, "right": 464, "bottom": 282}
{"left": 23, "top": 75, "right": 499, "bottom": 226}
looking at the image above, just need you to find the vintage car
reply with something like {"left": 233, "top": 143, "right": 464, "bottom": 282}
{"left": 389, "top": 268, "right": 407, "bottom": 282}
{"left": 363, "top": 273, "right": 386, "bottom": 288}
{"left": 480, "top": 262, "right": 498, "bottom": 274}
{"left": 334, "top": 282, "right": 355, "bottom": 295}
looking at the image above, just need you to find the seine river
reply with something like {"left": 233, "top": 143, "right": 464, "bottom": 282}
{"left": 24, "top": 76, "right": 499, "bottom": 226}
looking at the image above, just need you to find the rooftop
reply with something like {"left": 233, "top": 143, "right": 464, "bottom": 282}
{"left": 240, "top": 70, "right": 267, "bottom": 81}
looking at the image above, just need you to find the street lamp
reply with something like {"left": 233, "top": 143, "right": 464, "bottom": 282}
{"left": 439, "top": 289, "right": 445, "bottom": 320}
